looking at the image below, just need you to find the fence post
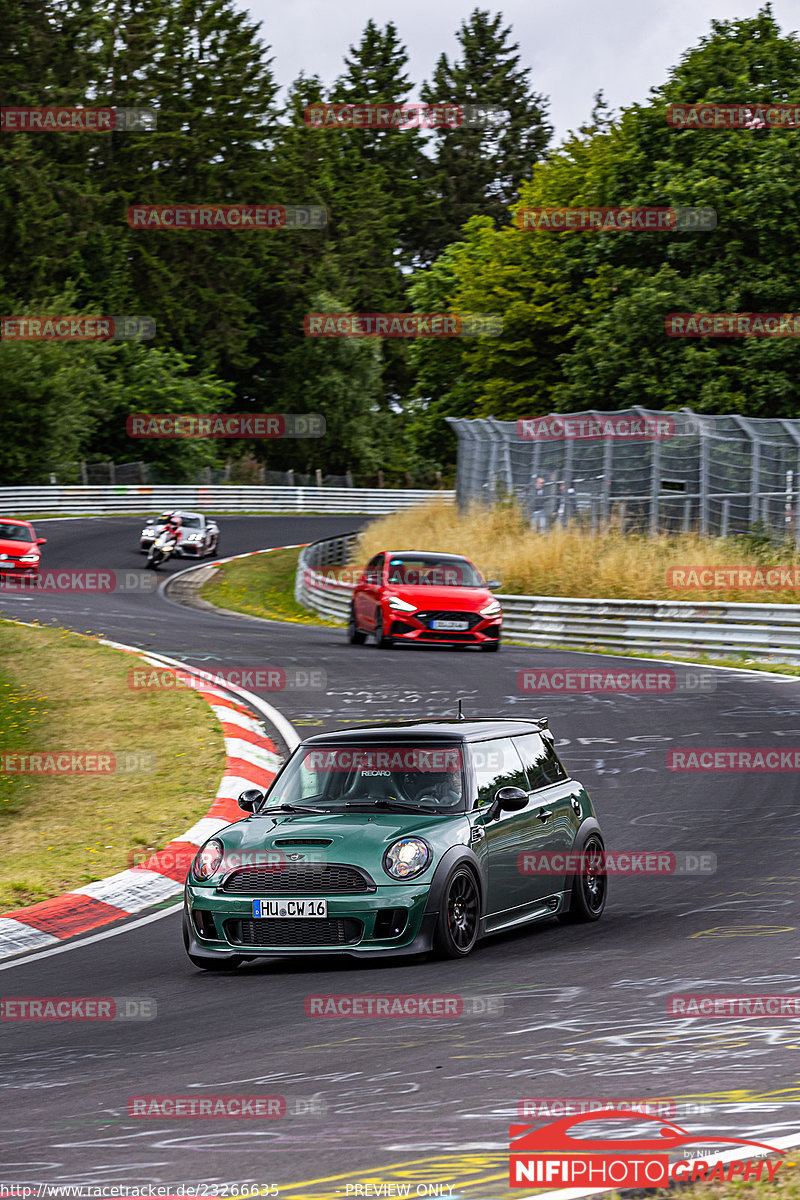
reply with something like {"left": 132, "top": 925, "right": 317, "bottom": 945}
{"left": 346, "top": 470, "right": 353, "bottom": 488}
{"left": 377, "top": 470, "right": 384, "bottom": 488}
{"left": 721, "top": 497, "right": 730, "bottom": 538}
{"left": 80, "top": 461, "right": 88, "bottom": 486}
{"left": 649, "top": 438, "right": 661, "bottom": 537}
{"left": 683, "top": 498, "right": 691, "bottom": 533}
{"left": 315, "top": 468, "right": 323, "bottom": 487}
{"left": 602, "top": 437, "right": 613, "bottom": 527}
{"left": 699, "top": 420, "right": 709, "bottom": 534}
{"left": 108, "top": 461, "right": 116, "bottom": 485}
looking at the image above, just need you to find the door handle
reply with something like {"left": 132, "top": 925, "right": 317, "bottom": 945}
{"left": 537, "top": 808, "right": 553, "bottom": 821}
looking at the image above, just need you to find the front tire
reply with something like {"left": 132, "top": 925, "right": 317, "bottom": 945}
{"left": 481, "top": 636, "right": 501, "bottom": 652}
{"left": 347, "top": 604, "right": 367, "bottom": 644}
{"left": 374, "top": 612, "right": 393, "bottom": 649}
{"left": 558, "top": 833, "right": 607, "bottom": 923}
{"left": 433, "top": 866, "right": 480, "bottom": 958}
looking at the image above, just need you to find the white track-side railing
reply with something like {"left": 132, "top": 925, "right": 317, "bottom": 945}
{"left": 0, "top": 486, "right": 455, "bottom": 516}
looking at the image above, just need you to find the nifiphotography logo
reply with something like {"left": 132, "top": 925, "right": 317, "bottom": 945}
{"left": 509, "top": 1108, "right": 784, "bottom": 1188}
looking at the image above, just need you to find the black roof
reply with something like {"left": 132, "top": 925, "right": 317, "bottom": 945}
{"left": 300, "top": 718, "right": 548, "bottom": 746}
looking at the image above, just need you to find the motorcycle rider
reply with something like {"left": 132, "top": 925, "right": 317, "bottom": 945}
{"left": 161, "top": 512, "right": 183, "bottom": 549}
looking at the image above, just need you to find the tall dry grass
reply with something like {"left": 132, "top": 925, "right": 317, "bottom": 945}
{"left": 353, "top": 501, "right": 800, "bottom": 603}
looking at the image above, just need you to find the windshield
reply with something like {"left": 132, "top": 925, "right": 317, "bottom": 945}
{"left": 263, "top": 744, "right": 467, "bottom": 813}
{"left": 0, "top": 523, "right": 33, "bottom": 542}
{"left": 386, "top": 556, "right": 484, "bottom": 587}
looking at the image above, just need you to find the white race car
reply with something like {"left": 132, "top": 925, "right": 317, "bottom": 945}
{"left": 139, "top": 511, "right": 220, "bottom": 558}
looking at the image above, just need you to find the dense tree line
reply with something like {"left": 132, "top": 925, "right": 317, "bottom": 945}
{"left": 1, "top": 3, "right": 798, "bottom": 483}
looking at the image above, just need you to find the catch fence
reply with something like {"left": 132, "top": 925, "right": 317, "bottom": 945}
{"left": 447, "top": 408, "right": 800, "bottom": 542}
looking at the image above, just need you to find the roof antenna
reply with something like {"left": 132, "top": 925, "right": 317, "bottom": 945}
{"left": 457, "top": 699, "right": 465, "bottom": 721}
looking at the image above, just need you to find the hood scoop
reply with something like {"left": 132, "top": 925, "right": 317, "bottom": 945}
{"left": 273, "top": 837, "right": 334, "bottom": 846}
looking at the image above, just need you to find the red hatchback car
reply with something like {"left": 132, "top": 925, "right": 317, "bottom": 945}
{"left": 348, "top": 551, "right": 502, "bottom": 651}
{"left": 0, "top": 519, "right": 46, "bottom": 577}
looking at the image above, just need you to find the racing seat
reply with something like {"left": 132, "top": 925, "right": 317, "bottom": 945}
{"left": 339, "top": 771, "right": 413, "bottom": 805}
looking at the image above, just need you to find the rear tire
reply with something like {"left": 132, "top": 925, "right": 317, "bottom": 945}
{"left": 557, "top": 833, "right": 607, "bottom": 923}
{"left": 433, "top": 866, "right": 481, "bottom": 958}
{"left": 375, "top": 612, "right": 393, "bottom": 649}
{"left": 347, "top": 604, "right": 367, "bottom": 644}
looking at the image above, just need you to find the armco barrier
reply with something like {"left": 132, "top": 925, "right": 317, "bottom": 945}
{"left": 0, "top": 485, "right": 454, "bottom": 516}
{"left": 295, "top": 534, "right": 800, "bottom": 661}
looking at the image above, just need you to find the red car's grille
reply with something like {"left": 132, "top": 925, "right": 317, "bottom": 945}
{"left": 414, "top": 610, "right": 483, "bottom": 629}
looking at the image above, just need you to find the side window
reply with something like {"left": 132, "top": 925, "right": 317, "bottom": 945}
{"left": 472, "top": 738, "right": 529, "bottom": 808}
{"left": 514, "top": 733, "right": 567, "bottom": 791}
{"left": 365, "top": 554, "right": 384, "bottom": 585}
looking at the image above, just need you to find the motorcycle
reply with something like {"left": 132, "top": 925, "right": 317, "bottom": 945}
{"left": 145, "top": 530, "right": 179, "bottom": 570}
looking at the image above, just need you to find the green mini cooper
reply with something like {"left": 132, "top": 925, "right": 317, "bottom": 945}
{"left": 182, "top": 718, "right": 606, "bottom": 969}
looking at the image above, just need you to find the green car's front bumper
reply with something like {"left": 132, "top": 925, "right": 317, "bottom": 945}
{"left": 184, "top": 879, "right": 440, "bottom": 960}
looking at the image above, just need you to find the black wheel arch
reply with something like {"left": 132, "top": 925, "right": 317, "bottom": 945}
{"left": 422, "top": 844, "right": 486, "bottom": 921}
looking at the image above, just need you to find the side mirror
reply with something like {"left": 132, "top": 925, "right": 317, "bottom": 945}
{"left": 495, "top": 786, "right": 529, "bottom": 812}
{"left": 37, "top": 538, "right": 47, "bottom": 545}
{"left": 238, "top": 788, "right": 265, "bottom": 813}
{"left": 486, "top": 580, "right": 500, "bottom": 590}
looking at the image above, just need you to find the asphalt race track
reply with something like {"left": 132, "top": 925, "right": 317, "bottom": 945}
{"left": 1, "top": 515, "right": 800, "bottom": 1193}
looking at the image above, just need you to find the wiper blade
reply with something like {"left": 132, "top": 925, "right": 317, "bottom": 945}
{"left": 262, "top": 803, "right": 325, "bottom": 815}
{"left": 343, "top": 799, "right": 427, "bottom": 814}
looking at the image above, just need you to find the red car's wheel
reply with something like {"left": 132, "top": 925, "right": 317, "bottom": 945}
{"left": 375, "top": 612, "right": 394, "bottom": 649}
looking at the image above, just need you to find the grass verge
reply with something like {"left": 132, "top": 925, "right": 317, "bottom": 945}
{"left": 201, "top": 546, "right": 339, "bottom": 626}
{"left": 0, "top": 621, "right": 226, "bottom": 913}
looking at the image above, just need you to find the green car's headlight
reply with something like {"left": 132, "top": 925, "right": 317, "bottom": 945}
{"left": 383, "top": 837, "right": 431, "bottom": 880}
{"left": 192, "top": 838, "right": 224, "bottom": 880}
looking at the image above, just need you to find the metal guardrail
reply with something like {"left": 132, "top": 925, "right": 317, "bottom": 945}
{"left": 0, "top": 485, "right": 454, "bottom": 516}
{"left": 295, "top": 534, "right": 800, "bottom": 662}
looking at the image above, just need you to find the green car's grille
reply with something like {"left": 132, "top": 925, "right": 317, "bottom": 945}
{"left": 220, "top": 863, "right": 375, "bottom": 894}
{"left": 227, "top": 918, "right": 363, "bottom": 947}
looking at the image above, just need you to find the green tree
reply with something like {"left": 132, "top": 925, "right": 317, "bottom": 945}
{"left": 420, "top": 8, "right": 552, "bottom": 258}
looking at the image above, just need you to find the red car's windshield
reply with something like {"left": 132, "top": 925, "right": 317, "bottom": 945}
{"left": 0, "top": 523, "right": 33, "bottom": 542}
{"left": 386, "top": 556, "right": 484, "bottom": 587}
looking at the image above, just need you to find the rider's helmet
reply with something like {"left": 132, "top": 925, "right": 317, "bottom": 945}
{"left": 167, "top": 513, "right": 182, "bottom": 529}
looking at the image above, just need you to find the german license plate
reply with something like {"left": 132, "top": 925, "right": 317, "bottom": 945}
{"left": 253, "top": 898, "right": 327, "bottom": 918}
{"left": 431, "top": 619, "right": 469, "bottom": 631}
